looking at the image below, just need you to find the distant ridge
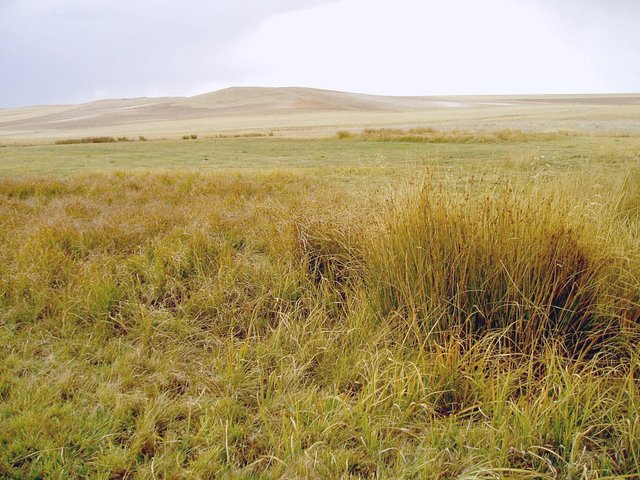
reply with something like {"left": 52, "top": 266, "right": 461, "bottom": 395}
{"left": 182, "top": 86, "right": 463, "bottom": 112}
{"left": 1, "top": 87, "right": 639, "bottom": 140}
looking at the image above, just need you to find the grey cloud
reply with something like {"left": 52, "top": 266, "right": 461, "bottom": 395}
{"left": 0, "top": 0, "right": 337, "bottom": 107}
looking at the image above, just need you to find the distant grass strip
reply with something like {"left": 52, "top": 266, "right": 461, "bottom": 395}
{"left": 338, "top": 127, "right": 569, "bottom": 143}
{"left": 55, "top": 136, "right": 117, "bottom": 145}
{"left": 213, "top": 132, "right": 271, "bottom": 139}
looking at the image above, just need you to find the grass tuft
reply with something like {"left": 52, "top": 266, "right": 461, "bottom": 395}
{"left": 368, "top": 180, "right": 637, "bottom": 355}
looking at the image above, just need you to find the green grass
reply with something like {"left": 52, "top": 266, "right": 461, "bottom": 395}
{"left": 1, "top": 133, "right": 640, "bottom": 478}
{"left": 1, "top": 134, "right": 639, "bottom": 185}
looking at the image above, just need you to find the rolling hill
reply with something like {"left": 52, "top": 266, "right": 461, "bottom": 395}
{"left": 1, "top": 87, "right": 639, "bottom": 141}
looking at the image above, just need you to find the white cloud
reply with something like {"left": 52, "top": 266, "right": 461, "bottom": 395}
{"left": 237, "top": 0, "right": 603, "bottom": 95}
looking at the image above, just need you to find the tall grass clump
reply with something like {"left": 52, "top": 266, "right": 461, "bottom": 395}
{"left": 369, "top": 180, "right": 638, "bottom": 354}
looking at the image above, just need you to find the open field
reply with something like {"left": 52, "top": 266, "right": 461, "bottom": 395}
{"left": 2, "top": 90, "right": 640, "bottom": 478}
{"left": 1, "top": 131, "right": 639, "bottom": 181}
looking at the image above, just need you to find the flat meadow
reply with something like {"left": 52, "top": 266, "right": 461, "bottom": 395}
{"left": 1, "top": 130, "right": 640, "bottom": 478}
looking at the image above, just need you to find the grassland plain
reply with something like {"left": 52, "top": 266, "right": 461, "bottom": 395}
{"left": 2, "top": 89, "right": 640, "bottom": 142}
{"left": 1, "top": 131, "right": 640, "bottom": 479}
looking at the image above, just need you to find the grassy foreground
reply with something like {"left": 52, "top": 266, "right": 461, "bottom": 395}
{"left": 1, "top": 140, "right": 640, "bottom": 478}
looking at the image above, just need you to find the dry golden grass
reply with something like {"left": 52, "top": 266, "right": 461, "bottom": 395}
{"left": 341, "top": 127, "right": 570, "bottom": 143}
{"left": 54, "top": 136, "right": 118, "bottom": 145}
{"left": 1, "top": 159, "right": 640, "bottom": 478}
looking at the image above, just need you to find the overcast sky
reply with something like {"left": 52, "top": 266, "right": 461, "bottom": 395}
{"left": 1, "top": 0, "right": 639, "bottom": 107}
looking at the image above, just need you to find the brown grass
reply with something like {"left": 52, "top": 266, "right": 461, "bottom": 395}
{"left": 1, "top": 164, "right": 640, "bottom": 478}
{"left": 55, "top": 136, "right": 117, "bottom": 145}
{"left": 342, "top": 127, "right": 570, "bottom": 143}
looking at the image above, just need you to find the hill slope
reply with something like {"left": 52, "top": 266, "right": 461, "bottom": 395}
{"left": 1, "top": 87, "right": 639, "bottom": 140}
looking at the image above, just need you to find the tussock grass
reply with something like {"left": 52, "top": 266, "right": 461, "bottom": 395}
{"left": 368, "top": 179, "right": 639, "bottom": 355}
{"left": 1, "top": 166, "right": 640, "bottom": 478}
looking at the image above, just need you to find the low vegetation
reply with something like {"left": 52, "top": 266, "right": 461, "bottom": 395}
{"left": 6, "top": 133, "right": 636, "bottom": 178}
{"left": 1, "top": 135, "right": 640, "bottom": 478}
